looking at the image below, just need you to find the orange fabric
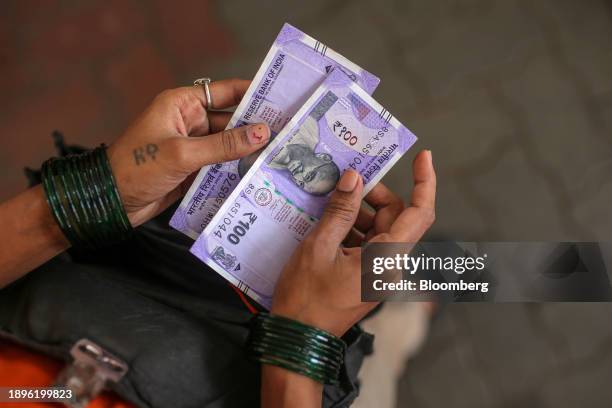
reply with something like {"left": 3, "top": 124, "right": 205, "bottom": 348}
{"left": 0, "top": 340, "right": 134, "bottom": 408}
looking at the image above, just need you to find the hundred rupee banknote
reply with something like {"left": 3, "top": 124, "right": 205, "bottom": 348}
{"left": 190, "top": 69, "right": 417, "bottom": 308}
{"left": 170, "top": 23, "right": 380, "bottom": 239}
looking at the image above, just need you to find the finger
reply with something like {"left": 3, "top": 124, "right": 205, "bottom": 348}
{"left": 158, "top": 81, "right": 251, "bottom": 136}
{"left": 364, "top": 182, "right": 404, "bottom": 233}
{"left": 364, "top": 182, "right": 402, "bottom": 210}
{"left": 373, "top": 150, "right": 436, "bottom": 242}
{"left": 175, "top": 123, "right": 270, "bottom": 173}
{"left": 409, "top": 150, "right": 436, "bottom": 209}
{"left": 186, "top": 78, "right": 251, "bottom": 110}
{"left": 208, "top": 111, "right": 233, "bottom": 133}
{"left": 343, "top": 227, "right": 365, "bottom": 248}
{"left": 310, "top": 170, "right": 364, "bottom": 256}
{"left": 354, "top": 206, "right": 374, "bottom": 233}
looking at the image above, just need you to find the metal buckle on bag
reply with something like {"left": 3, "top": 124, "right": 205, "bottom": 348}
{"left": 54, "top": 339, "right": 128, "bottom": 408}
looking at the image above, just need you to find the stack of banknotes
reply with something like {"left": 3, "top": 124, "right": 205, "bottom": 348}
{"left": 170, "top": 23, "right": 418, "bottom": 308}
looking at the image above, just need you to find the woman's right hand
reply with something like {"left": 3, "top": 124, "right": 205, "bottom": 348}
{"left": 271, "top": 150, "right": 436, "bottom": 337}
{"left": 107, "top": 80, "right": 271, "bottom": 227}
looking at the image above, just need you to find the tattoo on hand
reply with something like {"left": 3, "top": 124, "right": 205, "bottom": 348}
{"left": 133, "top": 144, "right": 158, "bottom": 165}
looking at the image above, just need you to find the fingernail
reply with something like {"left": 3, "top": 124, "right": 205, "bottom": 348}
{"left": 337, "top": 170, "right": 360, "bottom": 192}
{"left": 247, "top": 124, "right": 270, "bottom": 145}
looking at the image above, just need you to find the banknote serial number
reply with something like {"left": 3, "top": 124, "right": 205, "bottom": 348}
{"left": 214, "top": 194, "right": 258, "bottom": 245}
{"left": 214, "top": 173, "right": 238, "bottom": 208}
{"left": 346, "top": 126, "right": 389, "bottom": 170}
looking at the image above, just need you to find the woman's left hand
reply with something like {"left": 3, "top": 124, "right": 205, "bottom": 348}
{"left": 107, "top": 79, "right": 270, "bottom": 227}
{"left": 271, "top": 150, "right": 436, "bottom": 337}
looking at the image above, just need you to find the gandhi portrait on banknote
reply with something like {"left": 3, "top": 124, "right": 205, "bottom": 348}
{"left": 236, "top": 115, "right": 340, "bottom": 194}
{"left": 267, "top": 116, "right": 340, "bottom": 196}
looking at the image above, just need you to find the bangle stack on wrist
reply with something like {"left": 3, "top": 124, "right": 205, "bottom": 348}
{"left": 248, "top": 312, "right": 346, "bottom": 384}
{"left": 41, "top": 144, "right": 132, "bottom": 248}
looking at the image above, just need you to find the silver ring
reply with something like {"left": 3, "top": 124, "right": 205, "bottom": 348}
{"left": 194, "top": 77, "right": 213, "bottom": 108}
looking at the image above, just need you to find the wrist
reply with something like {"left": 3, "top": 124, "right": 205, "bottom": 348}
{"left": 34, "top": 185, "right": 71, "bottom": 250}
{"left": 271, "top": 304, "right": 346, "bottom": 338}
{"left": 262, "top": 365, "right": 323, "bottom": 408}
{"left": 0, "top": 185, "right": 70, "bottom": 286}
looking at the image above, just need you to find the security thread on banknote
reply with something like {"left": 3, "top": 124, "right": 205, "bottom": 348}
{"left": 190, "top": 69, "right": 418, "bottom": 308}
{"left": 170, "top": 23, "right": 380, "bottom": 239}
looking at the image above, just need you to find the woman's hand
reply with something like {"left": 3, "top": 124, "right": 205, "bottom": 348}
{"left": 107, "top": 79, "right": 270, "bottom": 227}
{"left": 271, "top": 150, "right": 436, "bottom": 336}
{"left": 1, "top": 79, "right": 270, "bottom": 286}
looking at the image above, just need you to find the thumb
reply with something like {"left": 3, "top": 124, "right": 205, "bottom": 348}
{"left": 311, "top": 170, "right": 363, "bottom": 251}
{"left": 178, "top": 123, "right": 270, "bottom": 173}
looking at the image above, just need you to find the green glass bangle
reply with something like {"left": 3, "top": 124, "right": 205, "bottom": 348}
{"left": 249, "top": 348, "right": 339, "bottom": 384}
{"left": 56, "top": 154, "right": 97, "bottom": 246}
{"left": 67, "top": 156, "right": 106, "bottom": 245}
{"left": 94, "top": 147, "right": 131, "bottom": 235}
{"left": 249, "top": 342, "right": 338, "bottom": 373}
{"left": 79, "top": 155, "right": 114, "bottom": 243}
{"left": 257, "top": 314, "right": 345, "bottom": 353}
{"left": 255, "top": 321, "right": 345, "bottom": 357}
{"left": 250, "top": 327, "right": 342, "bottom": 380}
{"left": 42, "top": 159, "right": 83, "bottom": 246}
{"left": 57, "top": 156, "right": 96, "bottom": 245}
{"left": 71, "top": 156, "right": 106, "bottom": 243}
{"left": 248, "top": 339, "right": 340, "bottom": 379}
{"left": 251, "top": 330, "right": 344, "bottom": 366}
{"left": 247, "top": 313, "right": 346, "bottom": 385}
{"left": 250, "top": 334, "right": 342, "bottom": 371}
{"left": 253, "top": 313, "right": 346, "bottom": 356}
{"left": 41, "top": 145, "right": 132, "bottom": 248}
{"left": 42, "top": 161, "right": 72, "bottom": 245}
{"left": 84, "top": 151, "right": 119, "bottom": 240}
{"left": 87, "top": 150, "right": 124, "bottom": 240}
{"left": 93, "top": 145, "right": 132, "bottom": 242}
